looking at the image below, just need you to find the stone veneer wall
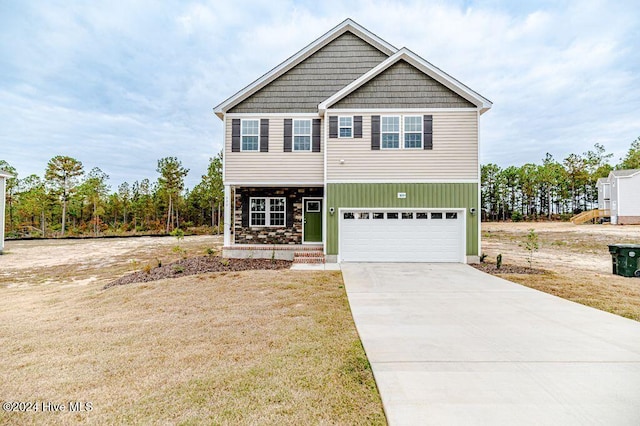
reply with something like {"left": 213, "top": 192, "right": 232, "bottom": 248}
{"left": 234, "top": 187, "right": 323, "bottom": 244}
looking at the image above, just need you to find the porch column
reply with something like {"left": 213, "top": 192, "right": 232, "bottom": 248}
{"left": 223, "top": 185, "right": 231, "bottom": 246}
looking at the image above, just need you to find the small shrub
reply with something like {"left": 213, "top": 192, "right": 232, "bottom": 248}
{"left": 479, "top": 252, "right": 487, "bottom": 263}
{"left": 172, "top": 265, "right": 184, "bottom": 273}
{"left": 172, "top": 245, "right": 185, "bottom": 254}
{"left": 142, "top": 264, "right": 152, "bottom": 274}
{"left": 271, "top": 248, "right": 276, "bottom": 264}
{"left": 511, "top": 211, "right": 523, "bottom": 222}
{"left": 496, "top": 254, "right": 502, "bottom": 269}
{"left": 129, "top": 259, "right": 139, "bottom": 271}
{"left": 155, "top": 258, "right": 162, "bottom": 268}
{"left": 205, "top": 247, "right": 216, "bottom": 256}
{"left": 219, "top": 258, "right": 230, "bottom": 267}
{"left": 170, "top": 228, "right": 184, "bottom": 241}
{"left": 524, "top": 228, "right": 539, "bottom": 268}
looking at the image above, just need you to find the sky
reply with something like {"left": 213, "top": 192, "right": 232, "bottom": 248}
{"left": 1, "top": 0, "right": 639, "bottom": 190}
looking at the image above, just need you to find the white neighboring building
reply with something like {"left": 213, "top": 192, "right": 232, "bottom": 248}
{"left": 599, "top": 169, "right": 640, "bottom": 225}
{"left": 596, "top": 177, "right": 611, "bottom": 211}
{"left": 0, "top": 169, "right": 14, "bottom": 254}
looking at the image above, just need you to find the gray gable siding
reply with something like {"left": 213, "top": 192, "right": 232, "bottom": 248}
{"left": 229, "top": 32, "right": 388, "bottom": 113}
{"left": 332, "top": 60, "right": 476, "bottom": 109}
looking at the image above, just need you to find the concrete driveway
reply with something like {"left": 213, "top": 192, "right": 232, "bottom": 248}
{"left": 341, "top": 263, "right": 640, "bottom": 425}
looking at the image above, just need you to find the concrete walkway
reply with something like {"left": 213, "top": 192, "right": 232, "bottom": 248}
{"left": 341, "top": 263, "right": 640, "bottom": 426}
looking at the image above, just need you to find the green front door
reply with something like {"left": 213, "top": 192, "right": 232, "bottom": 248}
{"left": 304, "top": 199, "right": 322, "bottom": 242}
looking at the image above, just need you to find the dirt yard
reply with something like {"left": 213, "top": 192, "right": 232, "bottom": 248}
{"left": 0, "top": 237, "right": 384, "bottom": 425}
{"left": 481, "top": 222, "right": 640, "bottom": 321}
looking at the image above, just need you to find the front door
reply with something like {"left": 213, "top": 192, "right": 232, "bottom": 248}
{"left": 303, "top": 199, "right": 322, "bottom": 243}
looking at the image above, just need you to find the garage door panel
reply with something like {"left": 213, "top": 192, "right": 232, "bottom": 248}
{"left": 340, "top": 210, "right": 464, "bottom": 263}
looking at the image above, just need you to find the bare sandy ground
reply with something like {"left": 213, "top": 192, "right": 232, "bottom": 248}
{"left": 0, "top": 235, "right": 223, "bottom": 288}
{"left": 482, "top": 222, "right": 640, "bottom": 274}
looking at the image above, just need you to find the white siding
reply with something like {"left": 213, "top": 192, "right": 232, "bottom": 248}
{"left": 326, "top": 111, "right": 478, "bottom": 181}
{"left": 224, "top": 115, "right": 324, "bottom": 184}
{"left": 597, "top": 182, "right": 610, "bottom": 210}
{"left": 618, "top": 174, "right": 640, "bottom": 216}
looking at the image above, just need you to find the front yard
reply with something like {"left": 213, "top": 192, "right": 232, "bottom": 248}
{"left": 480, "top": 222, "right": 640, "bottom": 321}
{"left": 0, "top": 237, "right": 385, "bottom": 425}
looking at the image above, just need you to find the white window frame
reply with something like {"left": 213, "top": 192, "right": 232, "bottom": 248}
{"left": 381, "top": 115, "right": 401, "bottom": 149}
{"left": 293, "top": 119, "right": 312, "bottom": 152}
{"left": 240, "top": 119, "right": 259, "bottom": 152}
{"left": 338, "top": 116, "right": 353, "bottom": 138}
{"left": 249, "top": 197, "right": 286, "bottom": 227}
{"left": 403, "top": 115, "right": 423, "bottom": 149}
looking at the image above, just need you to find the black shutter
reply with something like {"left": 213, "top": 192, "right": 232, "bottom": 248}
{"left": 329, "top": 116, "right": 338, "bottom": 138}
{"left": 286, "top": 197, "right": 294, "bottom": 228}
{"left": 260, "top": 119, "right": 269, "bottom": 152}
{"left": 283, "top": 119, "right": 292, "bottom": 152}
{"left": 371, "top": 115, "right": 380, "bottom": 150}
{"left": 423, "top": 115, "right": 433, "bottom": 150}
{"left": 232, "top": 119, "right": 241, "bottom": 152}
{"left": 354, "top": 116, "right": 362, "bottom": 138}
{"left": 241, "top": 192, "right": 249, "bottom": 227}
{"left": 312, "top": 119, "right": 321, "bottom": 152}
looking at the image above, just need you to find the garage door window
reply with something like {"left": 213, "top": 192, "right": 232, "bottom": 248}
{"left": 373, "top": 212, "right": 384, "bottom": 219}
{"left": 387, "top": 212, "right": 399, "bottom": 219}
{"left": 402, "top": 212, "right": 414, "bottom": 219}
{"left": 446, "top": 212, "right": 458, "bottom": 219}
{"left": 416, "top": 212, "right": 428, "bottom": 219}
{"left": 344, "top": 212, "right": 355, "bottom": 219}
{"left": 431, "top": 212, "right": 443, "bottom": 219}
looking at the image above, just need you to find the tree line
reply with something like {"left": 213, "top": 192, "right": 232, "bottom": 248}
{"left": 481, "top": 137, "right": 640, "bottom": 221}
{"left": 1, "top": 153, "right": 223, "bottom": 238}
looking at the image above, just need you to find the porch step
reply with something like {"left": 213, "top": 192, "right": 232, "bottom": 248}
{"left": 293, "top": 249, "right": 325, "bottom": 264}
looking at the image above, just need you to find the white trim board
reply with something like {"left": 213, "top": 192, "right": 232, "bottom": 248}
{"left": 214, "top": 19, "right": 397, "bottom": 119}
{"left": 225, "top": 112, "right": 322, "bottom": 118}
{"left": 325, "top": 108, "right": 479, "bottom": 114}
{"left": 319, "top": 48, "right": 492, "bottom": 114}
{"left": 224, "top": 182, "right": 325, "bottom": 187}
{"left": 325, "top": 179, "right": 479, "bottom": 184}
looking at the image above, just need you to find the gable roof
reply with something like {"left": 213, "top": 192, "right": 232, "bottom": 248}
{"left": 610, "top": 169, "right": 640, "bottom": 178}
{"left": 0, "top": 169, "right": 14, "bottom": 178}
{"left": 596, "top": 177, "right": 609, "bottom": 185}
{"left": 214, "top": 19, "right": 397, "bottom": 119}
{"left": 319, "top": 48, "right": 492, "bottom": 114}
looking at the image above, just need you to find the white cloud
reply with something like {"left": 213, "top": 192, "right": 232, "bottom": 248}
{"left": 1, "top": 0, "right": 639, "bottom": 189}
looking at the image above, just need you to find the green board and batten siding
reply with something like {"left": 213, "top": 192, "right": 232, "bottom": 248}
{"left": 326, "top": 183, "right": 479, "bottom": 256}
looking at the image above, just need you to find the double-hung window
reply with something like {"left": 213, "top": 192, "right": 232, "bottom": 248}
{"left": 241, "top": 120, "right": 259, "bottom": 151}
{"left": 293, "top": 119, "right": 311, "bottom": 151}
{"left": 250, "top": 197, "right": 286, "bottom": 227}
{"left": 381, "top": 116, "right": 400, "bottom": 149}
{"left": 339, "top": 117, "right": 353, "bottom": 138}
{"left": 403, "top": 116, "right": 423, "bottom": 149}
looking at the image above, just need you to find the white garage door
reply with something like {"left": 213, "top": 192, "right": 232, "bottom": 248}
{"left": 340, "top": 209, "right": 465, "bottom": 262}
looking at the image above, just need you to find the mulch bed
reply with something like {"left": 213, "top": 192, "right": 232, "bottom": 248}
{"left": 104, "top": 256, "right": 291, "bottom": 289}
{"left": 471, "top": 263, "right": 547, "bottom": 275}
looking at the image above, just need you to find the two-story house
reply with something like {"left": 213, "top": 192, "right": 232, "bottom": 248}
{"left": 597, "top": 169, "right": 640, "bottom": 225}
{"left": 214, "top": 19, "right": 492, "bottom": 263}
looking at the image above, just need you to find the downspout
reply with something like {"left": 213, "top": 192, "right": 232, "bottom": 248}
{"left": 322, "top": 109, "right": 328, "bottom": 256}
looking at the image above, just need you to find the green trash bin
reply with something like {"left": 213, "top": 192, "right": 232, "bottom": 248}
{"left": 608, "top": 244, "right": 640, "bottom": 277}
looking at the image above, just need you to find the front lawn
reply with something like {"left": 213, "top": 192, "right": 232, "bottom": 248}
{"left": 0, "top": 237, "right": 385, "bottom": 424}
